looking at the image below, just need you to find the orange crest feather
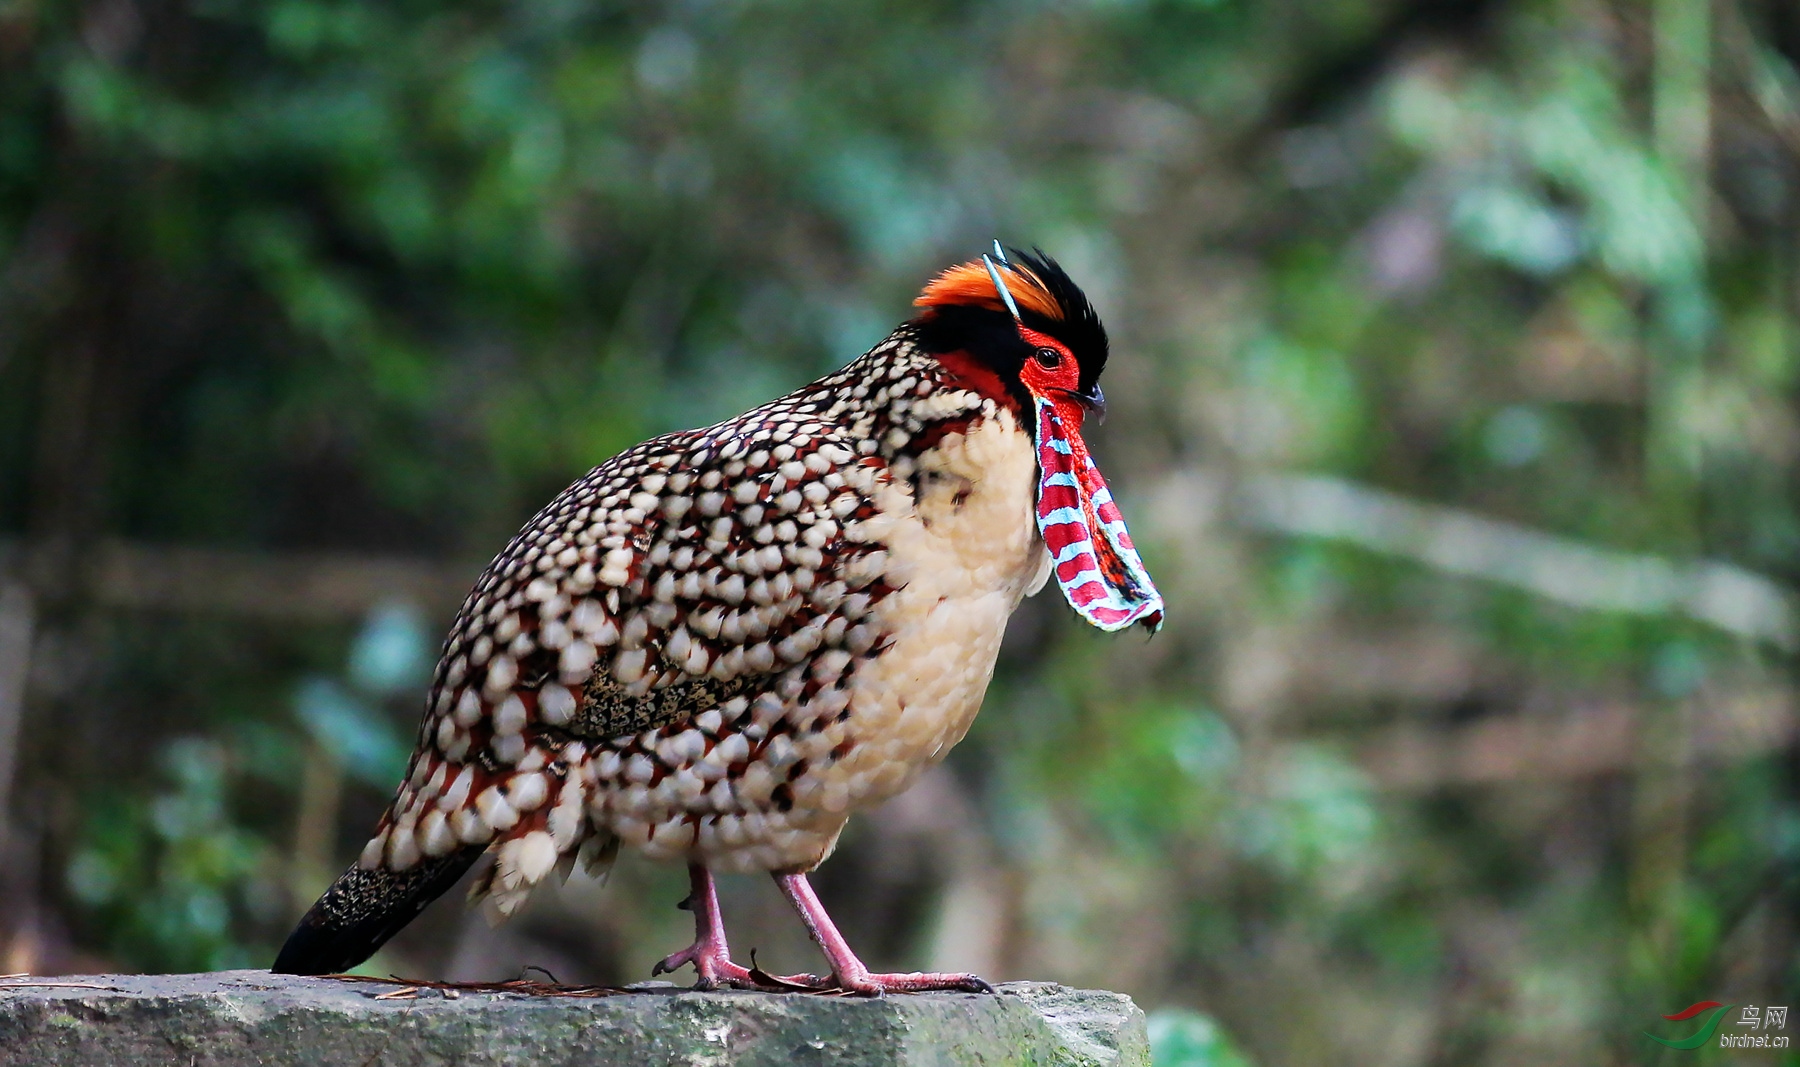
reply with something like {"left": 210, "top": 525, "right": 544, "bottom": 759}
{"left": 913, "top": 260, "right": 1064, "bottom": 321}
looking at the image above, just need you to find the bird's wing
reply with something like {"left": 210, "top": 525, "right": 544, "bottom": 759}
{"left": 430, "top": 407, "right": 890, "bottom": 767}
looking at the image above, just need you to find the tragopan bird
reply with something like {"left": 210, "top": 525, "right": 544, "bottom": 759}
{"left": 273, "top": 245, "right": 1163, "bottom": 994}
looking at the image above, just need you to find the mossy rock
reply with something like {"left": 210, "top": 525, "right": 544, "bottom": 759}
{"left": 0, "top": 971, "right": 1148, "bottom": 1066}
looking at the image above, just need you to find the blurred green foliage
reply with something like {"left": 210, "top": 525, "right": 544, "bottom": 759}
{"left": 1150, "top": 1007, "right": 1255, "bottom": 1067}
{"left": 2, "top": 0, "right": 1799, "bottom": 1064}
{"left": 65, "top": 739, "right": 275, "bottom": 972}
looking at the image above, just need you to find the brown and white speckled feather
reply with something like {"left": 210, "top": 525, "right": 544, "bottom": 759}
{"left": 348, "top": 326, "right": 1050, "bottom": 923}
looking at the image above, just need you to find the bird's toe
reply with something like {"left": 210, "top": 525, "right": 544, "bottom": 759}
{"left": 832, "top": 971, "right": 995, "bottom": 996}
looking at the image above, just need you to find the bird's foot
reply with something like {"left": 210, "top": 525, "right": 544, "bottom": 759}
{"left": 825, "top": 968, "right": 996, "bottom": 996}
{"left": 771, "top": 871, "right": 997, "bottom": 996}
{"left": 652, "top": 940, "right": 757, "bottom": 990}
{"left": 656, "top": 864, "right": 759, "bottom": 991}
{"left": 652, "top": 943, "right": 831, "bottom": 992}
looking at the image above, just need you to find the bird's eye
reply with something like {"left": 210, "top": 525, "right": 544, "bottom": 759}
{"left": 1035, "top": 347, "right": 1063, "bottom": 369}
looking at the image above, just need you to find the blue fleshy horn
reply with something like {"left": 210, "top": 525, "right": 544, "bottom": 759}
{"left": 981, "top": 253, "right": 1023, "bottom": 323}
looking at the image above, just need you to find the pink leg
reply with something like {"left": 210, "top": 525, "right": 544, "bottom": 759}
{"left": 653, "top": 865, "right": 827, "bottom": 991}
{"left": 774, "top": 872, "right": 994, "bottom": 995}
{"left": 652, "top": 864, "right": 760, "bottom": 989}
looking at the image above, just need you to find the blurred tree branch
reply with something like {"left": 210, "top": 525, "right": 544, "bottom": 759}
{"left": 0, "top": 540, "right": 474, "bottom": 621}
{"left": 1162, "top": 469, "right": 1798, "bottom": 648}
{"left": 0, "top": 580, "right": 37, "bottom": 973}
{"left": 1360, "top": 689, "right": 1792, "bottom": 790}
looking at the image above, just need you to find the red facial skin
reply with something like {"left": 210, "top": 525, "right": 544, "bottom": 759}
{"left": 1015, "top": 325, "right": 1084, "bottom": 432}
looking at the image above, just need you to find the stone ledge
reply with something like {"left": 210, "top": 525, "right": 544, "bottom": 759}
{"left": 0, "top": 971, "right": 1149, "bottom": 1067}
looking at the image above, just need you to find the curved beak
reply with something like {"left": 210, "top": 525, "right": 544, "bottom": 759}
{"left": 1077, "top": 383, "right": 1106, "bottom": 424}
{"left": 1043, "top": 384, "right": 1106, "bottom": 429}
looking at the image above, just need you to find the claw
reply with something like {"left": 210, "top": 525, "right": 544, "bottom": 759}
{"left": 650, "top": 947, "right": 692, "bottom": 978}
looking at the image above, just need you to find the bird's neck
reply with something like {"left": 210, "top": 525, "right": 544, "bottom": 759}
{"left": 801, "top": 328, "right": 1021, "bottom": 467}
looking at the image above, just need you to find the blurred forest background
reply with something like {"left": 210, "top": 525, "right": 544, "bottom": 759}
{"left": 2, "top": 0, "right": 1799, "bottom": 1063}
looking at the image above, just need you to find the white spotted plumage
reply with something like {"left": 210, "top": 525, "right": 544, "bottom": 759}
{"left": 357, "top": 328, "right": 1051, "bottom": 920}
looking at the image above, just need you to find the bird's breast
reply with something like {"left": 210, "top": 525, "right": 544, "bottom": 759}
{"left": 802, "top": 407, "right": 1048, "bottom": 816}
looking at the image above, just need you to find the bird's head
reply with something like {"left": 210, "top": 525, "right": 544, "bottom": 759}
{"left": 909, "top": 245, "right": 1163, "bottom": 633}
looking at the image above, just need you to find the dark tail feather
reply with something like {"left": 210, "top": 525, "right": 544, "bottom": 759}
{"left": 272, "top": 847, "right": 483, "bottom": 975}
